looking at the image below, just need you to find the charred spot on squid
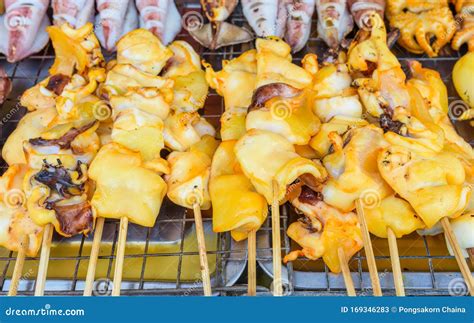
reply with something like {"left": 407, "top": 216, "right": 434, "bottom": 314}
{"left": 34, "top": 161, "right": 86, "bottom": 198}
{"left": 379, "top": 113, "right": 405, "bottom": 135}
{"left": 29, "top": 121, "right": 96, "bottom": 150}
{"left": 249, "top": 83, "right": 302, "bottom": 111}
{"left": 51, "top": 201, "right": 93, "bottom": 237}
{"left": 45, "top": 74, "right": 71, "bottom": 96}
{"left": 297, "top": 215, "right": 320, "bottom": 233}
{"left": 298, "top": 185, "right": 324, "bottom": 206}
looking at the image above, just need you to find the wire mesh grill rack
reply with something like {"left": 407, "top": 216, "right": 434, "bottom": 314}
{"left": 0, "top": 1, "right": 472, "bottom": 296}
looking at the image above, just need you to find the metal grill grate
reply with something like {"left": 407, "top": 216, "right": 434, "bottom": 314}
{"left": 0, "top": 1, "right": 472, "bottom": 296}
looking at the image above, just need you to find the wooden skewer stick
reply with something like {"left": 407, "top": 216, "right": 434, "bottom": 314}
{"left": 271, "top": 180, "right": 283, "bottom": 296}
{"left": 192, "top": 202, "right": 212, "bottom": 296}
{"left": 34, "top": 223, "right": 53, "bottom": 296}
{"left": 386, "top": 227, "right": 405, "bottom": 296}
{"left": 355, "top": 199, "right": 382, "bottom": 296}
{"left": 210, "top": 21, "right": 222, "bottom": 51}
{"left": 337, "top": 247, "right": 356, "bottom": 296}
{"left": 8, "top": 236, "right": 28, "bottom": 296}
{"left": 441, "top": 217, "right": 474, "bottom": 296}
{"left": 247, "top": 229, "right": 257, "bottom": 296}
{"left": 84, "top": 217, "right": 105, "bottom": 296}
{"left": 112, "top": 217, "right": 128, "bottom": 296}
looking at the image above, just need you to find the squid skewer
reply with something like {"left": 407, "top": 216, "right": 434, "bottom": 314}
{"left": 164, "top": 135, "right": 221, "bottom": 296}
{"left": 247, "top": 229, "right": 257, "bottom": 296}
{"left": 284, "top": 184, "right": 363, "bottom": 297}
{"left": 386, "top": 228, "right": 404, "bottom": 296}
{"left": 8, "top": 237, "right": 27, "bottom": 296}
{"left": 83, "top": 217, "right": 105, "bottom": 296}
{"left": 442, "top": 218, "right": 474, "bottom": 295}
{"left": 34, "top": 224, "right": 53, "bottom": 296}
{"left": 337, "top": 248, "right": 356, "bottom": 296}
{"left": 271, "top": 180, "right": 283, "bottom": 296}
{"left": 1, "top": 164, "right": 43, "bottom": 296}
{"left": 355, "top": 202, "right": 382, "bottom": 296}
{"left": 112, "top": 217, "right": 128, "bottom": 296}
{"left": 192, "top": 200, "right": 212, "bottom": 296}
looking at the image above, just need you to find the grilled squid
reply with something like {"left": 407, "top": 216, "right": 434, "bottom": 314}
{"left": 52, "top": 0, "right": 95, "bottom": 28}
{"left": 386, "top": 0, "right": 456, "bottom": 57}
{"left": 135, "top": 0, "right": 182, "bottom": 45}
{"left": 0, "top": 164, "right": 43, "bottom": 257}
{"left": 451, "top": 0, "right": 474, "bottom": 51}
{"left": 348, "top": 0, "right": 385, "bottom": 29}
{"left": 285, "top": 0, "right": 316, "bottom": 52}
{"left": 0, "top": 0, "right": 50, "bottom": 62}
{"left": 190, "top": 0, "right": 252, "bottom": 50}
{"left": 284, "top": 185, "right": 363, "bottom": 274}
{"left": 242, "top": 0, "right": 316, "bottom": 52}
{"left": 210, "top": 140, "right": 268, "bottom": 241}
{"left": 242, "top": 0, "right": 279, "bottom": 37}
{"left": 234, "top": 129, "right": 328, "bottom": 203}
{"left": 95, "top": 0, "right": 139, "bottom": 52}
{"left": 201, "top": 0, "right": 238, "bottom": 22}
{"left": 315, "top": 0, "right": 354, "bottom": 48}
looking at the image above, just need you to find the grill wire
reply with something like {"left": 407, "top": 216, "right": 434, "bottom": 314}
{"left": 0, "top": 1, "right": 472, "bottom": 296}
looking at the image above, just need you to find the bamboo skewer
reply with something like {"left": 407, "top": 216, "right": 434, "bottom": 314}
{"left": 337, "top": 247, "right": 356, "bottom": 296}
{"left": 355, "top": 199, "right": 382, "bottom": 296}
{"left": 271, "top": 180, "right": 283, "bottom": 296}
{"left": 34, "top": 223, "right": 53, "bottom": 296}
{"left": 210, "top": 22, "right": 222, "bottom": 51}
{"left": 8, "top": 236, "right": 28, "bottom": 296}
{"left": 247, "top": 229, "right": 257, "bottom": 296}
{"left": 441, "top": 218, "right": 474, "bottom": 296}
{"left": 192, "top": 202, "right": 212, "bottom": 296}
{"left": 112, "top": 217, "right": 128, "bottom": 296}
{"left": 84, "top": 217, "right": 105, "bottom": 296}
{"left": 386, "top": 227, "right": 405, "bottom": 296}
